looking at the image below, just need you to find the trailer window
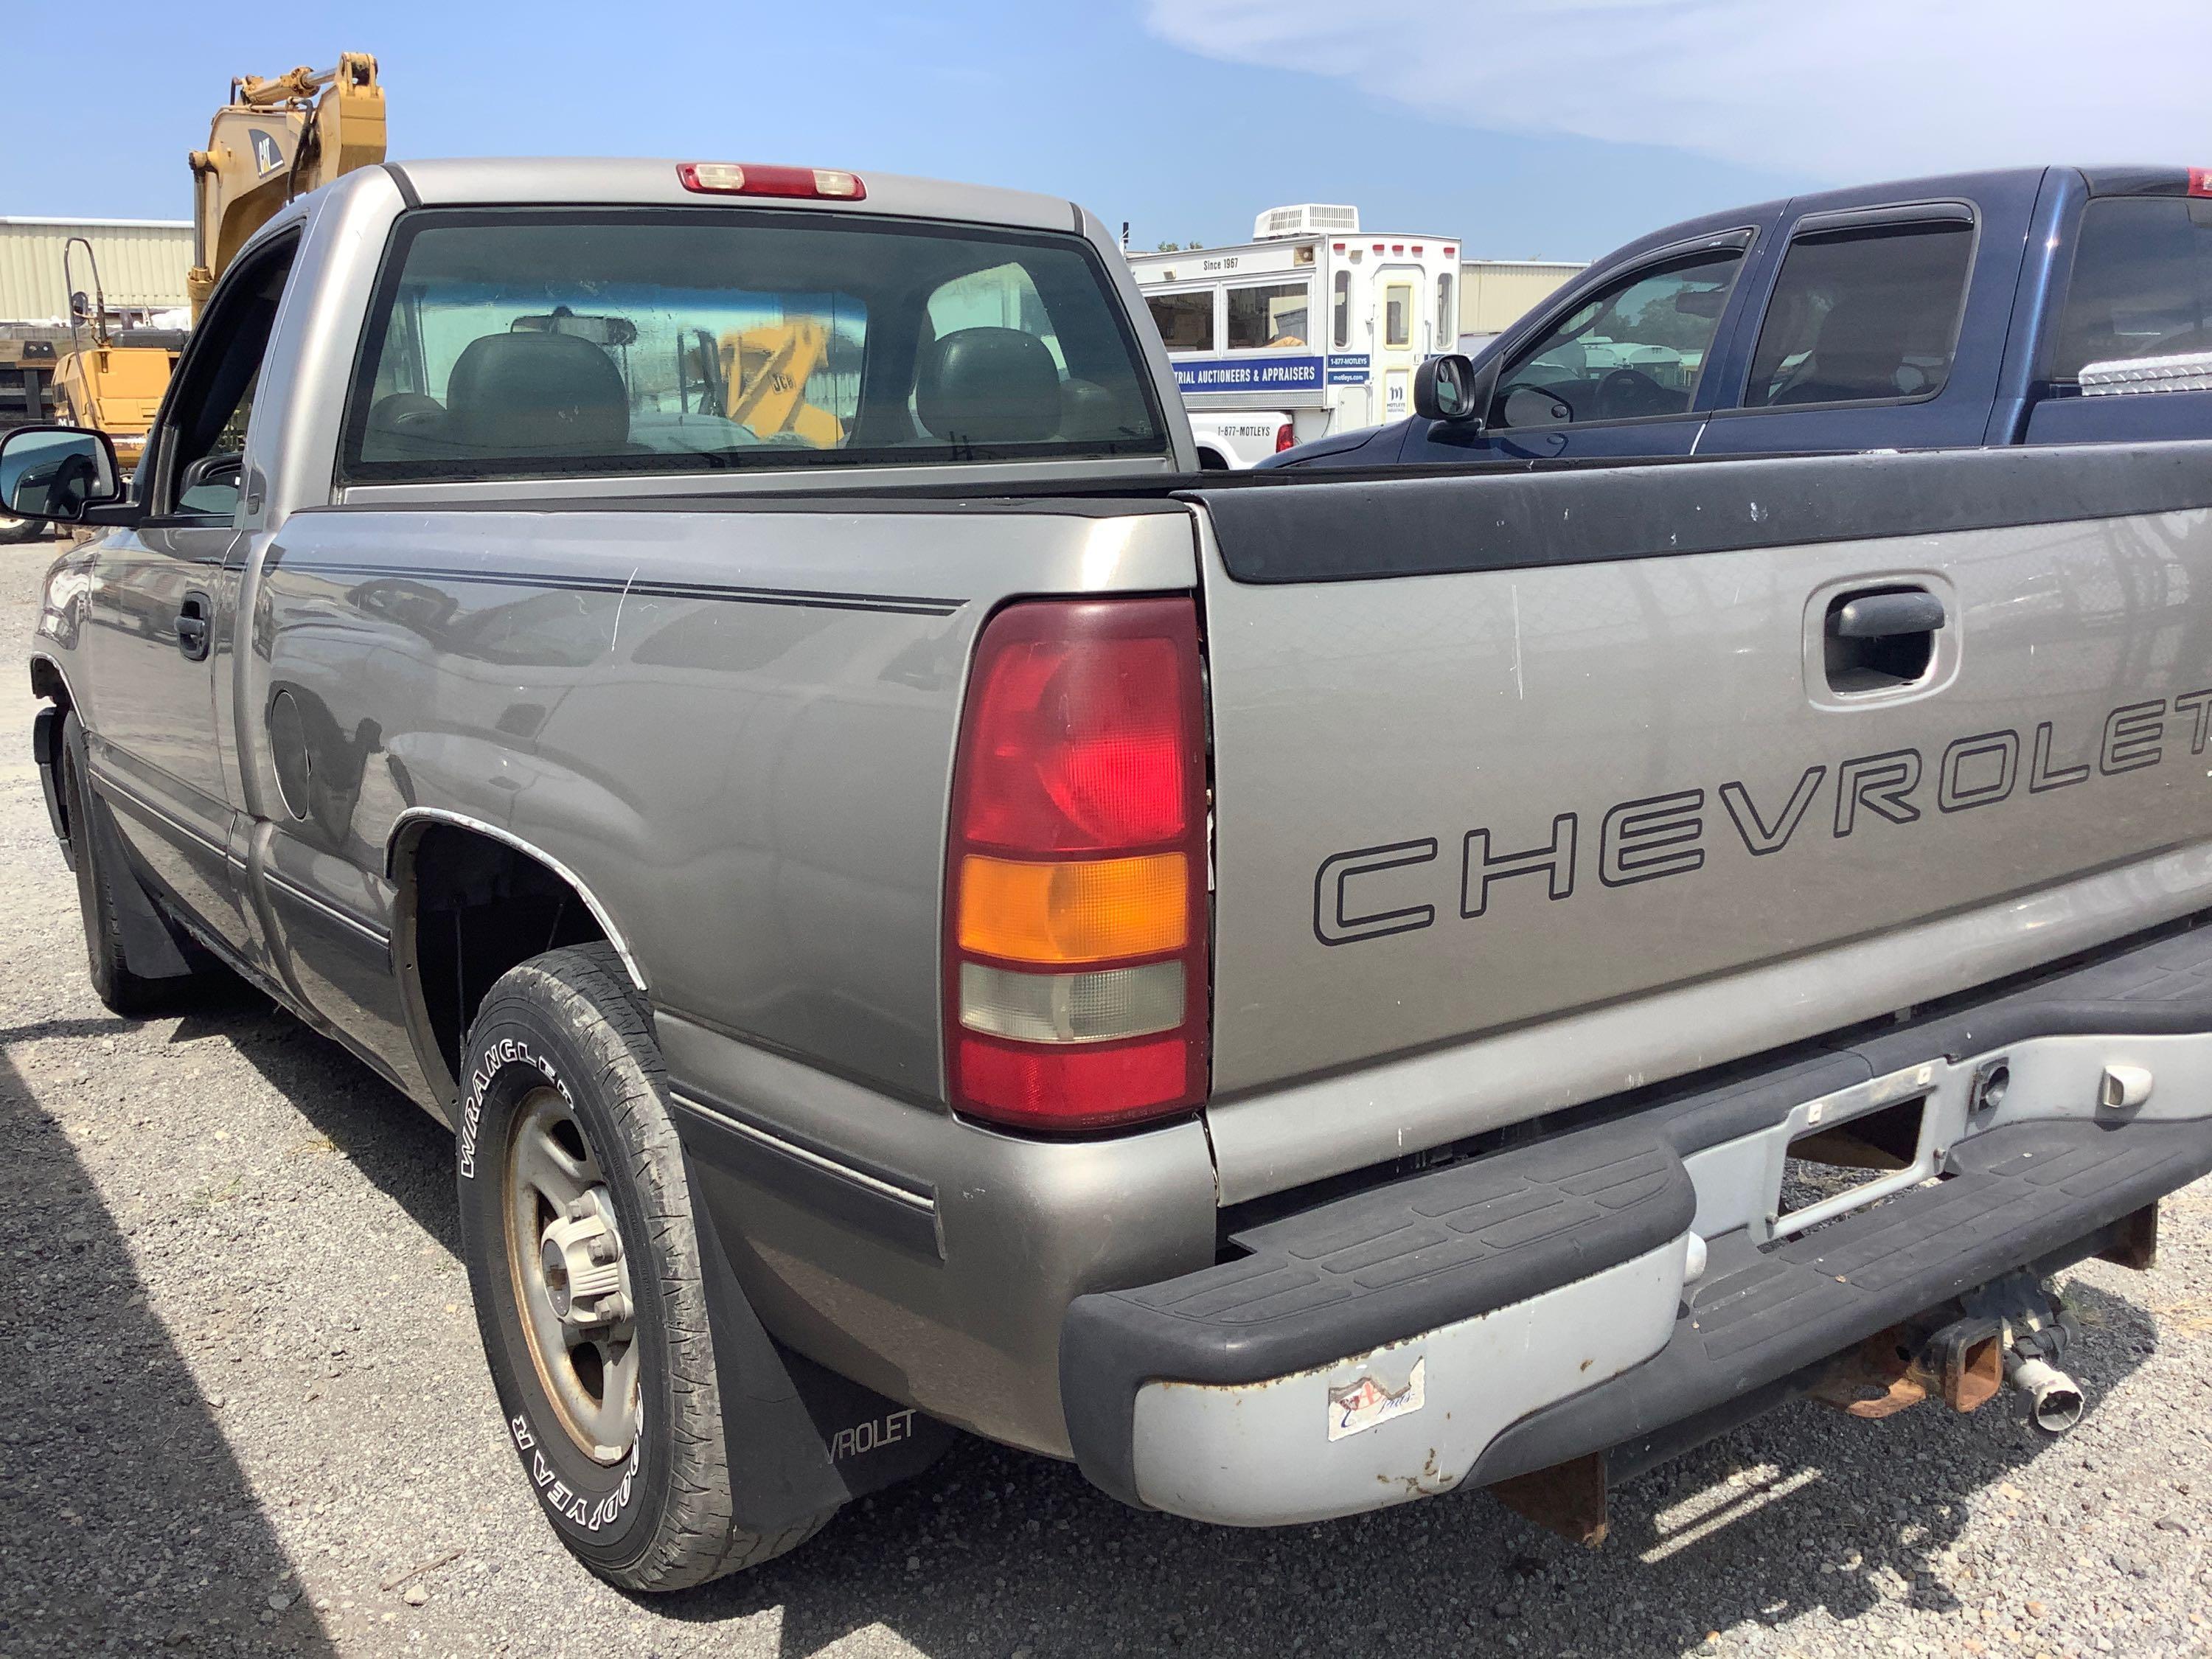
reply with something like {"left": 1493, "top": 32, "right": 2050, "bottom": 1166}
{"left": 1332, "top": 271, "right": 1351, "bottom": 349}
{"left": 1227, "top": 281, "right": 1311, "bottom": 349}
{"left": 1436, "top": 273, "right": 1453, "bottom": 346}
{"left": 344, "top": 208, "right": 1166, "bottom": 482}
{"left": 2052, "top": 196, "right": 2212, "bottom": 380}
{"left": 1384, "top": 283, "right": 1412, "bottom": 349}
{"left": 1742, "top": 220, "right": 1973, "bottom": 408}
{"left": 1147, "top": 291, "right": 1214, "bottom": 353}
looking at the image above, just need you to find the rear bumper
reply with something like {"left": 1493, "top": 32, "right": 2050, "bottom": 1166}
{"left": 1062, "top": 924, "right": 2212, "bottom": 1525}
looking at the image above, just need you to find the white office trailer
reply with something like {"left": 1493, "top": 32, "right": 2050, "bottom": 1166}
{"left": 1127, "top": 206, "right": 1459, "bottom": 467}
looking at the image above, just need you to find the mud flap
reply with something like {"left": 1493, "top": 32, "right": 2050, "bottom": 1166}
{"left": 33, "top": 705, "right": 71, "bottom": 861}
{"left": 66, "top": 723, "right": 198, "bottom": 981}
{"left": 688, "top": 1159, "right": 957, "bottom": 1532}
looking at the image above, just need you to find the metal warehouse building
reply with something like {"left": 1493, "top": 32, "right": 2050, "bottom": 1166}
{"left": 0, "top": 218, "right": 192, "bottom": 325}
{"left": 1460, "top": 257, "right": 1585, "bottom": 341}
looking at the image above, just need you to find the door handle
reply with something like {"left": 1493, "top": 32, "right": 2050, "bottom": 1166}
{"left": 1831, "top": 589, "right": 1947, "bottom": 639}
{"left": 176, "top": 591, "right": 212, "bottom": 662}
{"left": 1823, "top": 585, "right": 1944, "bottom": 694}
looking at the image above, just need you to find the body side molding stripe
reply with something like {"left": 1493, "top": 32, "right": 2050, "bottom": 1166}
{"left": 262, "top": 869, "right": 392, "bottom": 948}
{"left": 274, "top": 558, "right": 963, "bottom": 616}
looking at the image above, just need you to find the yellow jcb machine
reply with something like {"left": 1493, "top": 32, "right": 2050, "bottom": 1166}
{"left": 50, "top": 238, "right": 180, "bottom": 476}
{"left": 49, "top": 53, "right": 386, "bottom": 476}
{"left": 187, "top": 52, "right": 386, "bottom": 316}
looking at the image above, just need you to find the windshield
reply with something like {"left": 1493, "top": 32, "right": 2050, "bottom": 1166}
{"left": 344, "top": 209, "right": 1167, "bottom": 482}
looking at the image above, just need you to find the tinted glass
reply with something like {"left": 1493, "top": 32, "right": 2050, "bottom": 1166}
{"left": 1332, "top": 271, "right": 1350, "bottom": 349}
{"left": 2053, "top": 196, "right": 2212, "bottom": 379}
{"left": 1742, "top": 220, "right": 1973, "bottom": 408}
{"left": 347, "top": 210, "right": 1164, "bottom": 481}
{"left": 1493, "top": 247, "right": 1742, "bottom": 428}
{"left": 1148, "top": 291, "right": 1214, "bottom": 352}
{"left": 1226, "top": 281, "right": 1310, "bottom": 348}
{"left": 1436, "top": 273, "right": 1453, "bottom": 343}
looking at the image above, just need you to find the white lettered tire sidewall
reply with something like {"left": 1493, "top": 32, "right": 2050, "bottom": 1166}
{"left": 455, "top": 959, "right": 680, "bottom": 1580}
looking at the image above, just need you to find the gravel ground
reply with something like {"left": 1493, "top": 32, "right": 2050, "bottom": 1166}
{"left": 1, "top": 535, "right": 2210, "bottom": 1659}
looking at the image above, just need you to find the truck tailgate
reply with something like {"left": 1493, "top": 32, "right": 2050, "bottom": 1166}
{"left": 1192, "top": 442, "right": 2212, "bottom": 1203}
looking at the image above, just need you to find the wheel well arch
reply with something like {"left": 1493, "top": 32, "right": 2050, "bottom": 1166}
{"left": 30, "top": 653, "right": 74, "bottom": 710}
{"left": 386, "top": 812, "right": 645, "bottom": 1096}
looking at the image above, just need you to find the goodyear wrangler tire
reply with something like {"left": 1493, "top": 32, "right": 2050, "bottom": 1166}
{"left": 454, "top": 942, "right": 835, "bottom": 1590}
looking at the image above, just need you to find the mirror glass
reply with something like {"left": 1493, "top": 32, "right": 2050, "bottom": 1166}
{"left": 1, "top": 428, "right": 117, "bottom": 521}
{"left": 1429, "top": 357, "right": 1474, "bottom": 419}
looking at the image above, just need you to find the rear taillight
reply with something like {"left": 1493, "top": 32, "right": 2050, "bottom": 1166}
{"left": 1274, "top": 422, "right": 1295, "bottom": 453}
{"left": 945, "top": 598, "right": 1208, "bottom": 1131}
{"left": 2191, "top": 167, "right": 2212, "bottom": 199}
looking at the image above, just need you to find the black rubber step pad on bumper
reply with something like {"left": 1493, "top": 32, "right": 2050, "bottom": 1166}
{"left": 1466, "top": 1116, "right": 2212, "bottom": 1489}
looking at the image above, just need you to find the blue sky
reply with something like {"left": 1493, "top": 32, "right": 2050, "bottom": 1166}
{"left": 7, "top": 0, "right": 2208, "bottom": 262}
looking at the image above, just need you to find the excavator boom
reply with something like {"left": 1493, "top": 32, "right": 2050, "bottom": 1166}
{"left": 187, "top": 52, "right": 384, "bottom": 316}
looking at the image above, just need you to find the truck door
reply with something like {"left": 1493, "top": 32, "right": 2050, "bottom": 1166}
{"left": 80, "top": 233, "right": 297, "bottom": 964}
{"left": 1402, "top": 234, "right": 1750, "bottom": 464}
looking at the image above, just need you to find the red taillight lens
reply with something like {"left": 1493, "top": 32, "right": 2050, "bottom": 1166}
{"left": 1274, "top": 422, "right": 1295, "bottom": 453}
{"left": 2191, "top": 167, "right": 2212, "bottom": 200}
{"left": 945, "top": 598, "right": 1208, "bottom": 1132}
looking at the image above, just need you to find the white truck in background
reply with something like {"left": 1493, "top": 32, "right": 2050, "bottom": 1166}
{"left": 1127, "top": 205, "right": 1458, "bottom": 467}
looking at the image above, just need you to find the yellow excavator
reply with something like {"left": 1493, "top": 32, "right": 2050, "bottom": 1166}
{"left": 718, "top": 320, "right": 845, "bottom": 448}
{"left": 49, "top": 53, "right": 386, "bottom": 475}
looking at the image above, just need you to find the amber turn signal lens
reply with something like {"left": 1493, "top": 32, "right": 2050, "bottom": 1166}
{"left": 957, "top": 853, "right": 1187, "bottom": 964}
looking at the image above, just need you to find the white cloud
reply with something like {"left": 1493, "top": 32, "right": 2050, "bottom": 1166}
{"left": 1143, "top": 0, "right": 2212, "bottom": 182}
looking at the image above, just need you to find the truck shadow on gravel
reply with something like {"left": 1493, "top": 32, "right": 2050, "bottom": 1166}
{"left": 102, "top": 983, "right": 2175, "bottom": 1659}
{"left": 0, "top": 1023, "right": 338, "bottom": 1657}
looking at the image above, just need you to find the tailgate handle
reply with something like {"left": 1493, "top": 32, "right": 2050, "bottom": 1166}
{"left": 1823, "top": 585, "right": 1944, "bottom": 695}
{"left": 1831, "top": 589, "right": 1945, "bottom": 639}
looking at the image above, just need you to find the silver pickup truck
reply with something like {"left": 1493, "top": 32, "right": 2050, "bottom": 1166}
{"left": 11, "top": 156, "right": 2212, "bottom": 1590}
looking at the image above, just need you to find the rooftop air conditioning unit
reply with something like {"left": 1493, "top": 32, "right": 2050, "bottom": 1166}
{"left": 1253, "top": 204, "right": 1360, "bottom": 241}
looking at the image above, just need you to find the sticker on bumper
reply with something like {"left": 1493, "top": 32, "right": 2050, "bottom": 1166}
{"left": 1327, "top": 1357, "right": 1425, "bottom": 1441}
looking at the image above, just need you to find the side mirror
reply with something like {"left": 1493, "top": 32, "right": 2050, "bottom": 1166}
{"left": 1413, "top": 353, "right": 1484, "bottom": 424}
{"left": 0, "top": 425, "right": 122, "bottom": 524}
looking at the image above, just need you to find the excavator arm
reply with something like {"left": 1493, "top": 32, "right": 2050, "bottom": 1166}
{"left": 187, "top": 52, "right": 385, "bottom": 316}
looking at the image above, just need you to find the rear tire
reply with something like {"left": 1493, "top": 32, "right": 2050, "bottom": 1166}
{"left": 58, "top": 712, "right": 192, "bottom": 1017}
{"left": 454, "top": 942, "right": 835, "bottom": 1590}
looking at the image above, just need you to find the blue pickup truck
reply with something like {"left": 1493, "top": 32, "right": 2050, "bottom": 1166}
{"left": 1266, "top": 164, "right": 2212, "bottom": 468}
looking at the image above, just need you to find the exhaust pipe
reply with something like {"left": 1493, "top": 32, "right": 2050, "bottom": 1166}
{"left": 1960, "top": 1273, "right": 2087, "bottom": 1437}
{"left": 2003, "top": 1350, "right": 2084, "bottom": 1436}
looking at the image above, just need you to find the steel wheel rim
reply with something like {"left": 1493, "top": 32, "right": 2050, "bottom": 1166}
{"left": 503, "top": 1088, "right": 640, "bottom": 1464}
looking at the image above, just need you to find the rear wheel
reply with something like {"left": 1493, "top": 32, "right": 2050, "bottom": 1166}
{"left": 0, "top": 512, "right": 45, "bottom": 545}
{"left": 454, "top": 943, "right": 835, "bottom": 1589}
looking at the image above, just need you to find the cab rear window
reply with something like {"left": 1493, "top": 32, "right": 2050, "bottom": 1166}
{"left": 2052, "top": 196, "right": 2212, "bottom": 380}
{"left": 342, "top": 208, "right": 1167, "bottom": 482}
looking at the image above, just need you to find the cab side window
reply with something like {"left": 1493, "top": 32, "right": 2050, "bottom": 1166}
{"left": 2051, "top": 196, "right": 2212, "bottom": 380}
{"left": 156, "top": 237, "right": 297, "bottom": 520}
{"left": 1741, "top": 220, "right": 1974, "bottom": 408}
{"left": 1492, "top": 248, "right": 1742, "bottom": 430}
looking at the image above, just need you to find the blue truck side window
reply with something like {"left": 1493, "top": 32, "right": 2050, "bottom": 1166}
{"left": 1489, "top": 248, "right": 1742, "bottom": 431}
{"left": 1742, "top": 222, "right": 1974, "bottom": 408}
{"left": 2051, "top": 197, "right": 2212, "bottom": 380}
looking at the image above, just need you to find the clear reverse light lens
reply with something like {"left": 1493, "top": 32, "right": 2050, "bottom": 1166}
{"left": 959, "top": 961, "right": 1184, "bottom": 1044}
